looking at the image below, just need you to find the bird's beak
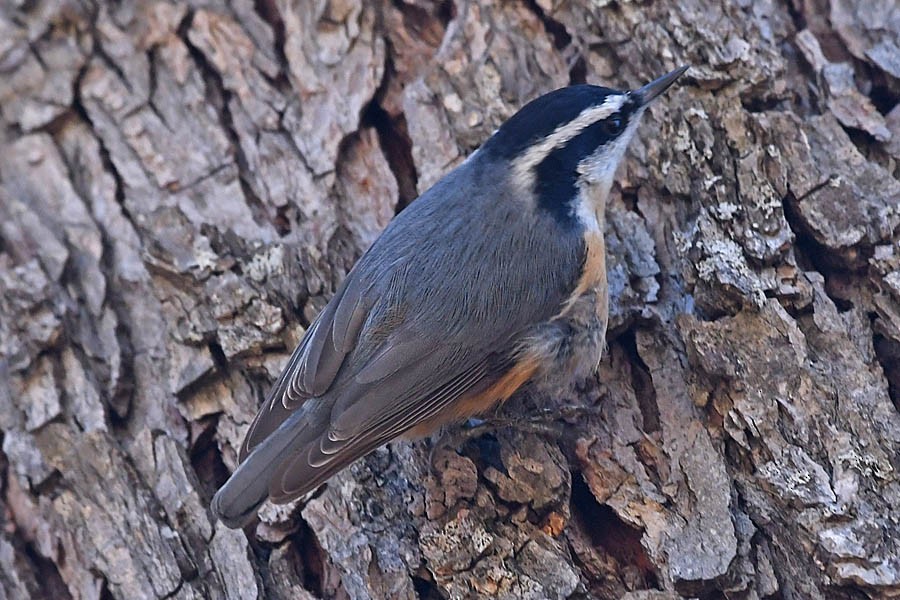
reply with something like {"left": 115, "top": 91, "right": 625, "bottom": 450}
{"left": 634, "top": 66, "right": 689, "bottom": 105}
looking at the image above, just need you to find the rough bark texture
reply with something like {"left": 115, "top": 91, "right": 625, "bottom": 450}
{"left": 1, "top": 0, "right": 899, "bottom": 599}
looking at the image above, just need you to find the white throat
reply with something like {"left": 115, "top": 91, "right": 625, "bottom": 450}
{"left": 573, "top": 108, "right": 645, "bottom": 231}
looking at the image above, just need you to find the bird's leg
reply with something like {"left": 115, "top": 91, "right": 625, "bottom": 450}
{"left": 515, "top": 402, "right": 604, "bottom": 424}
{"left": 428, "top": 418, "right": 491, "bottom": 472}
{"left": 473, "top": 405, "right": 597, "bottom": 438}
{"left": 429, "top": 402, "right": 602, "bottom": 471}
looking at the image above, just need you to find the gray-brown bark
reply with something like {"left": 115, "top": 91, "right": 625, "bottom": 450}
{"left": 1, "top": 0, "right": 899, "bottom": 599}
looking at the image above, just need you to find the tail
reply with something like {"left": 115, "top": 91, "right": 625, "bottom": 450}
{"left": 211, "top": 407, "right": 315, "bottom": 528}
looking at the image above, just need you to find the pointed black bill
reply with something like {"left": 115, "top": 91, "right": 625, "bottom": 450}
{"left": 635, "top": 66, "right": 689, "bottom": 105}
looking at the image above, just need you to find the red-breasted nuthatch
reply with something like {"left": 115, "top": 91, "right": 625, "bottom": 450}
{"left": 212, "top": 66, "right": 689, "bottom": 528}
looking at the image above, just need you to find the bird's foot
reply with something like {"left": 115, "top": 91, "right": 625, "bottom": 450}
{"left": 479, "top": 402, "right": 602, "bottom": 434}
{"left": 428, "top": 418, "right": 489, "bottom": 473}
{"left": 429, "top": 403, "right": 600, "bottom": 470}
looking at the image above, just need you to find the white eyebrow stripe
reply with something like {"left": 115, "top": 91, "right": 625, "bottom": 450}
{"left": 509, "top": 93, "right": 628, "bottom": 188}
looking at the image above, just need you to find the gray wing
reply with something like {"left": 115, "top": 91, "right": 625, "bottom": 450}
{"left": 228, "top": 160, "right": 585, "bottom": 508}
{"left": 239, "top": 271, "right": 372, "bottom": 461}
{"left": 268, "top": 342, "right": 518, "bottom": 502}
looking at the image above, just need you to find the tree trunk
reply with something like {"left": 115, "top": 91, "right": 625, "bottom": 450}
{"left": 2, "top": 0, "right": 899, "bottom": 598}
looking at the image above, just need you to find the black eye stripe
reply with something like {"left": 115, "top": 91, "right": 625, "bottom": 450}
{"left": 533, "top": 115, "right": 629, "bottom": 227}
{"left": 602, "top": 114, "right": 626, "bottom": 136}
{"left": 482, "top": 84, "right": 629, "bottom": 159}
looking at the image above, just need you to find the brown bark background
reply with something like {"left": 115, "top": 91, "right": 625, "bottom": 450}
{"left": 2, "top": 0, "right": 900, "bottom": 598}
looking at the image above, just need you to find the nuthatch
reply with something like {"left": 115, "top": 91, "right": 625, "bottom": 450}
{"left": 212, "top": 66, "right": 688, "bottom": 528}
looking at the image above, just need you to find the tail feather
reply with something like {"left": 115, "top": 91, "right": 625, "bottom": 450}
{"left": 211, "top": 406, "right": 318, "bottom": 528}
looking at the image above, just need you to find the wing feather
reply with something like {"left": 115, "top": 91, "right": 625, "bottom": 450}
{"left": 331, "top": 274, "right": 370, "bottom": 353}
{"left": 270, "top": 351, "right": 509, "bottom": 500}
{"left": 238, "top": 277, "right": 373, "bottom": 461}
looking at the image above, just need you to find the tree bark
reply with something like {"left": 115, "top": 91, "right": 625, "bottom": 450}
{"left": 1, "top": 0, "right": 899, "bottom": 599}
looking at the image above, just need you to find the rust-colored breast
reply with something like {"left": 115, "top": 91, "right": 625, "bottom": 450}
{"left": 558, "top": 229, "right": 607, "bottom": 319}
{"left": 452, "top": 357, "right": 540, "bottom": 417}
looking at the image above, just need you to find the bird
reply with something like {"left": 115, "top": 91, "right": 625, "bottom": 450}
{"left": 212, "top": 66, "right": 689, "bottom": 528}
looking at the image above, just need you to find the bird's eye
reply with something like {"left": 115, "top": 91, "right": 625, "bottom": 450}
{"left": 603, "top": 115, "right": 625, "bottom": 136}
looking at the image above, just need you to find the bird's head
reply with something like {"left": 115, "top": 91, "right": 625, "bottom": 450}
{"left": 480, "top": 66, "right": 688, "bottom": 229}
